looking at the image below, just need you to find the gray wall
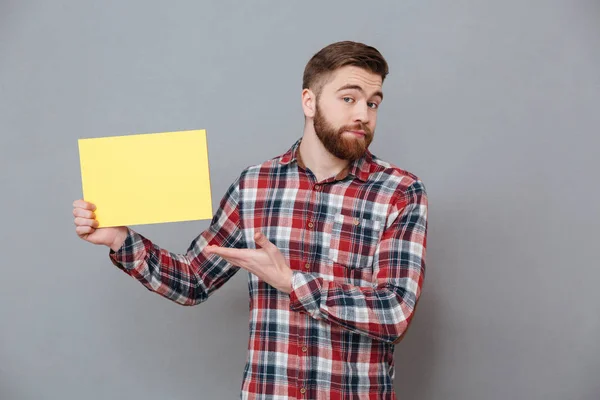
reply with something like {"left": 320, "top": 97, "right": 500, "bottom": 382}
{"left": 1, "top": 1, "right": 598, "bottom": 399}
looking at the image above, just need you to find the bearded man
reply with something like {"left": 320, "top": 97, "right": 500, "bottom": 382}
{"left": 72, "top": 41, "right": 428, "bottom": 400}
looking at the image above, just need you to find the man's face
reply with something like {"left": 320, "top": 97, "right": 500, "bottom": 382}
{"left": 312, "top": 65, "right": 383, "bottom": 161}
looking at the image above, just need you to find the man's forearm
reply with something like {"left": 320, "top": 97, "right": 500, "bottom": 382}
{"left": 289, "top": 272, "right": 420, "bottom": 344}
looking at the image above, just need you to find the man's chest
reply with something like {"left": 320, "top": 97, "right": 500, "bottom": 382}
{"left": 238, "top": 177, "right": 394, "bottom": 285}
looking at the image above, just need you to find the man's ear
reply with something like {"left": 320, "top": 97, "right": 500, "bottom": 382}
{"left": 301, "top": 88, "right": 316, "bottom": 119}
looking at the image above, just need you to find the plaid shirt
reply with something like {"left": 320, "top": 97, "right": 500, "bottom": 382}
{"left": 109, "top": 138, "right": 428, "bottom": 399}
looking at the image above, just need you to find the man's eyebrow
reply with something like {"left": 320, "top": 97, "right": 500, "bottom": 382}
{"left": 336, "top": 84, "right": 384, "bottom": 100}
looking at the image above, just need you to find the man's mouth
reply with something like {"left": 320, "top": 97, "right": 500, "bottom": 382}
{"left": 343, "top": 130, "right": 366, "bottom": 137}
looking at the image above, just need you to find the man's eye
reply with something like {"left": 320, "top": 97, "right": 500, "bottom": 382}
{"left": 343, "top": 97, "right": 354, "bottom": 103}
{"left": 367, "top": 102, "right": 379, "bottom": 109}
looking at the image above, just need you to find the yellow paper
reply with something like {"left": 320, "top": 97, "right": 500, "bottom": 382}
{"left": 78, "top": 129, "right": 213, "bottom": 227}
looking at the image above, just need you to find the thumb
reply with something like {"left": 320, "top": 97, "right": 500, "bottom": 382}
{"left": 254, "top": 231, "right": 287, "bottom": 266}
{"left": 254, "top": 231, "right": 272, "bottom": 249}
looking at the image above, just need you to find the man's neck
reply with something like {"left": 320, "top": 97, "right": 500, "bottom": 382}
{"left": 298, "top": 128, "right": 350, "bottom": 182}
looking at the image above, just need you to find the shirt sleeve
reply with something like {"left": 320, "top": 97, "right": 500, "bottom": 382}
{"left": 289, "top": 180, "right": 428, "bottom": 344}
{"left": 108, "top": 176, "right": 246, "bottom": 306}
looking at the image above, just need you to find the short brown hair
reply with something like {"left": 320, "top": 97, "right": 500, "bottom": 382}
{"left": 302, "top": 41, "right": 389, "bottom": 95}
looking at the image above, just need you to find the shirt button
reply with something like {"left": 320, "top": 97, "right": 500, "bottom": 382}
{"left": 300, "top": 388, "right": 306, "bottom": 394}
{"left": 302, "top": 346, "right": 308, "bottom": 352}
{"left": 353, "top": 218, "right": 360, "bottom": 226}
{"left": 307, "top": 221, "right": 314, "bottom": 229}
{"left": 304, "top": 263, "right": 310, "bottom": 270}
{"left": 314, "top": 184, "right": 321, "bottom": 191}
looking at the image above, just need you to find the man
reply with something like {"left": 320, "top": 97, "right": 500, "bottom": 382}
{"left": 73, "top": 41, "right": 428, "bottom": 399}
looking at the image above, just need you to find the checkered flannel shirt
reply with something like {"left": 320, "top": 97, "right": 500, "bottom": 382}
{"left": 109, "top": 138, "right": 428, "bottom": 399}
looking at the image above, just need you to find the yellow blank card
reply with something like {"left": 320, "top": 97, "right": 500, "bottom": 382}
{"left": 78, "top": 129, "right": 213, "bottom": 227}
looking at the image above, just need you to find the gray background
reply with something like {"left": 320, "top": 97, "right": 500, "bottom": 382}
{"left": 1, "top": 0, "right": 598, "bottom": 399}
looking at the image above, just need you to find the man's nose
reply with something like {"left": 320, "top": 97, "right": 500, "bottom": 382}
{"left": 353, "top": 102, "right": 369, "bottom": 123}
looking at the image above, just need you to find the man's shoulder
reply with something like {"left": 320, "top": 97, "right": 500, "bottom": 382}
{"left": 236, "top": 152, "right": 288, "bottom": 182}
{"left": 368, "top": 154, "right": 425, "bottom": 192}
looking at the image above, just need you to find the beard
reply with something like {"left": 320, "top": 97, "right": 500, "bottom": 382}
{"left": 313, "top": 103, "right": 374, "bottom": 162}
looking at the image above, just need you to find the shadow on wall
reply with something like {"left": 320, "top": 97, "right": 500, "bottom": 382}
{"left": 391, "top": 196, "right": 458, "bottom": 399}
{"left": 393, "top": 280, "right": 439, "bottom": 399}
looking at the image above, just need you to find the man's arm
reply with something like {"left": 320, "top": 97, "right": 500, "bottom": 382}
{"left": 289, "top": 180, "right": 428, "bottom": 344}
{"left": 109, "top": 176, "right": 246, "bottom": 306}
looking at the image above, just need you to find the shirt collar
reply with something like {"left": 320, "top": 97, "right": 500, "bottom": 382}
{"left": 279, "top": 138, "right": 372, "bottom": 182}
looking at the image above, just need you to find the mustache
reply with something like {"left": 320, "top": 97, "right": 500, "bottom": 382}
{"left": 339, "top": 123, "right": 372, "bottom": 136}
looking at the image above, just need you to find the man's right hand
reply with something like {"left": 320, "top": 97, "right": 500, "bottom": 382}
{"left": 72, "top": 199, "right": 128, "bottom": 252}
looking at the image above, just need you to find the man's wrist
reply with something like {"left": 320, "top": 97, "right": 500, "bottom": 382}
{"left": 280, "top": 269, "right": 294, "bottom": 295}
{"left": 109, "top": 227, "right": 129, "bottom": 252}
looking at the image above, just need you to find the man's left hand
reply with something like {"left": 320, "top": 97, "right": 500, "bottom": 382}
{"left": 204, "top": 231, "right": 294, "bottom": 294}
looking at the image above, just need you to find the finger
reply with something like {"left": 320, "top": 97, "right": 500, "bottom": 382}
{"left": 206, "top": 246, "right": 258, "bottom": 271}
{"left": 76, "top": 225, "right": 94, "bottom": 235}
{"left": 254, "top": 231, "right": 275, "bottom": 250}
{"left": 205, "top": 246, "right": 241, "bottom": 263}
{"left": 74, "top": 217, "right": 99, "bottom": 228}
{"left": 72, "top": 199, "right": 96, "bottom": 211}
{"left": 205, "top": 245, "right": 233, "bottom": 257}
{"left": 73, "top": 208, "right": 96, "bottom": 219}
{"left": 206, "top": 246, "right": 248, "bottom": 259}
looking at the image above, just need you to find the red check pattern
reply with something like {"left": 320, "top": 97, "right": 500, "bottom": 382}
{"left": 109, "top": 138, "right": 428, "bottom": 399}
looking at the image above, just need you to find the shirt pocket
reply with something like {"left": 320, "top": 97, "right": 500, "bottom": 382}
{"left": 328, "top": 213, "right": 382, "bottom": 269}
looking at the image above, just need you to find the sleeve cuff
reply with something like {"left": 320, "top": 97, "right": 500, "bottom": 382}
{"left": 289, "top": 271, "right": 323, "bottom": 318}
{"left": 108, "top": 228, "right": 146, "bottom": 271}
